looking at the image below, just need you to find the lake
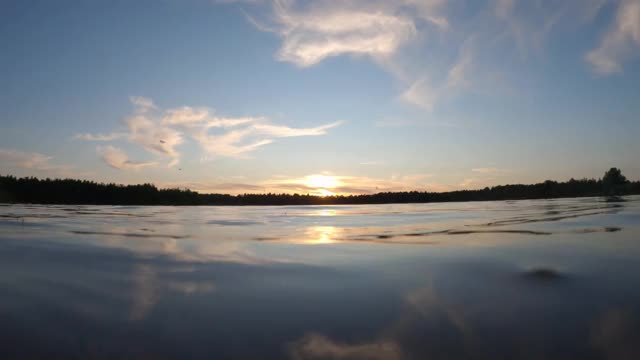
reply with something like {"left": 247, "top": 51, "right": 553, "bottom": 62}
{"left": 1, "top": 196, "right": 639, "bottom": 359}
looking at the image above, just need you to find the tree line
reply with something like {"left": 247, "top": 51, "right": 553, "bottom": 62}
{"left": 0, "top": 168, "right": 638, "bottom": 206}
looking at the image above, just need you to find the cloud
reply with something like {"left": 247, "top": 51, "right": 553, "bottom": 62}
{"left": 242, "top": 0, "right": 613, "bottom": 112}
{"left": 191, "top": 120, "right": 339, "bottom": 159}
{"left": 398, "top": 36, "right": 475, "bottom": 110}
{"left": 447, "top": 37, "right": 475, "bottom": 89}
{"left": 404, "top": 0, "right": 449, "bottom": 29}
{"left": 85, "top": 102, "right": 341, "bottom": 165}
{"left": 166, "top": 281, "right": 216, "bottom": 295}
{"left": 399, "top": 78, "right": 437, "bottom": 110}
{"left": 264, "top": 0, "right": 418, "bottom": 67}
{"left": 0, "top": 149, "right": 57, "bottom": 170}
{"left": 360, "top": 160, "right": 385, "bottom": 165}
{"left": 183, "top": 114, "right": 341, "bottom": 159}
{"left": 0, "top": 148, "right": 86, "bottom": 177}
{"left": 374, "top": 116, "right": 460, "bottom": 128}
{"left": 252, "top": 121, "right": 342, "bottom": 137}
{"left": 246, "top": 0, "right": 458, "bottom": 110}
{"left": 288, "top": 333, "right": 402, "bottom": 360}
{"left": 459, "top": 175, "right": 500, "bottom": 189}
{"left": 77, "top": 98, "right": 183, "bottom": 167}
{"left": 73, "top": 132, "right": 127, "bottom": 141}
{"left": 129, "top": 96, "right": 157, "bottom": 113}
{"left": 586, "top": 0, "right": 640, "bottom": 75}
{"left": 97, "top": 146, "right": 157, "bottom": 171}
{"left": 162, "top": 106, "right": 212, "bottom": 126}
{"left": 129, "top": 264, "right": 157, "bottom": 321}
{"left": 77, "top": 97, "right": 341, "bottom": 166}
{"left": 193, "top": 127, "right": 275, "bottom": 158}
{"left": 126, "top": 114, "right": 183, "bottom": 159}
{"left": 471, "top": 167, "right": 500, "bottom": 174}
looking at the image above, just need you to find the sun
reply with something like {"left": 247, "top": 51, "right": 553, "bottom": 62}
{"left": 317, "top": 188, "right": 335, "bottom": 197}
{"left": 305, "top": 175, "right": 340, "bottom": 190}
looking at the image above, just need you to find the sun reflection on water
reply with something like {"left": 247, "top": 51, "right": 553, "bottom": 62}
{"left": 315, "top": 209, "right": 337, "bottom": 217}
{"left": 304, "top": 226, "right": 339, "bottom": 245}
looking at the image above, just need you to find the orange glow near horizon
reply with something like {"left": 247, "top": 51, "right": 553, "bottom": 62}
{"left": 302, "top": 174, "right": 342, "bottom": 196}
{"left": 304, "top": 175, "right": 340, "bottom": 190}
{"left": 317, "top": 188, "right": 336, "bottom": 197}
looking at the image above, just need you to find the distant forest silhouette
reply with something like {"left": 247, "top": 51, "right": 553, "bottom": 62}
{"left": 1, "top": 168, "right": 638, "bottom": 206}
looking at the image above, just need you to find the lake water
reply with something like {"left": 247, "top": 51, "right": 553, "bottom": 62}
{"left": 1, "top": 196, "right": 640, "bottom": 359}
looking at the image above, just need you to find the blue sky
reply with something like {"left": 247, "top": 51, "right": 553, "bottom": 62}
{"left": 1, "top": 0, "right": 639, "bottom": 195}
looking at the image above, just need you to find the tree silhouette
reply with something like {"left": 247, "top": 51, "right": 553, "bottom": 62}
{"left": 602, "top": 167, "right": 629, "bottom": 195}
{"left": 0, "top": 169, "right": 638, "bottom": 205}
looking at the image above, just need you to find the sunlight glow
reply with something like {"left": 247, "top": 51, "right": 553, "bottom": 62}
{"left": 305, "top": 175, "right": 340, "bottom": 190}
{"left": 304, "top": 226, "right": 338, "bottom": 245}
{"left": 316, "top": 209, "right": 337, "bottom": 216}
{"left": 317, "top": 189, "right": 335, "bottom": 197}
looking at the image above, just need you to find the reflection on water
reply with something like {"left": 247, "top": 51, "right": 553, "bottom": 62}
{"left": 1, "top": 196, "right": 640, "bottom": 358}
{"left": 304, "top": 226, "right": 338, "bottom": 245}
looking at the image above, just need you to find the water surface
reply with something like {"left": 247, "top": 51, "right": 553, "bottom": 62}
{"left": 1, "top": 197, "right": 640, "bottom": 359}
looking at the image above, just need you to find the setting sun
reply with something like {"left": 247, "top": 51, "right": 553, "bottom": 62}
{"left": 304, "top": 175, "right": 340, "bottom": 190}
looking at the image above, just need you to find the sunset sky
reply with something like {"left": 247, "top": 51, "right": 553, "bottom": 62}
{"left": 1, "top": 0, "right": 639, "bottom": 195}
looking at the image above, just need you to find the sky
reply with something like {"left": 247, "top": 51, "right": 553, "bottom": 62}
{"left": 1, "top": 0, "right": 640, "bottom": 195}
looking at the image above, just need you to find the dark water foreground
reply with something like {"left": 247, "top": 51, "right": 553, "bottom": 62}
{"left": 1, "top": 197, "right": 640, "bottom": 359}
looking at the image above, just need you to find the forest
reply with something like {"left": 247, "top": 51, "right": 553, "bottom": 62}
{"left": 0, "top": 168, "right": 638, "bottom": 206}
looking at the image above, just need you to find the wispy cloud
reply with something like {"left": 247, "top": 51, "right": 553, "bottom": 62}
{"left": 459, "top": 174, "right": 505, "bottom": 189}
{"left": 446, "top": 37, "right": 475, "bottom": 89}
{"left": 360, "top": 160, "right": 385, "bottom": 166}
{"left": 193, "top": 120, "right": 342, "bottom": 159}
{"left": 251, "top": 121, "right": 341, "bottom": 137}
{"left": 398, "top": 36, "right": 475, "bottom": 111}
{"left": 241, "top": 0, "right": 615, "bottom": 113}
{"left": 73, "top": 132, "right": 128, "bottom": 141}
{"left": 0, "top": 148, "right": 87, "bottom": 177}
{"left": 126, "top": 114, "right": 183, "bottom": 160}
{"left": 374, "top": 116, "right": 461, "bottom": 128}
{"left": 76, "top": 97, "right": 342, "bottom": 168}
{"left": 0, "top": 149, "right": 58, "bottom": 170}
{"left": 162, "top": 106, "right": 213, "bottom": 127}
{"left": 460, "top": 167, "right": 512, "bottom": 188}
{"left": 471, "top": 167, "right": 502, "bottom": 174}
{"left": 129, "top": 96, "right": 157, "bottom": 113}
{"left": 586, "top": 0, "right": 640, "bottom": 75}
{"left": 246, "top": 0, "right": 453, "bottom": 111}
{"left": 97, "top": 146, "right": 157, "bottom": 171}
{"left": 399, "top": 77, "right": 437, "bottom": 110}
{"left": 260, "top": 0, "right": 419, "bottom": 67}
{"left": 288, "top": 333, "right": 402, "bottom": 360}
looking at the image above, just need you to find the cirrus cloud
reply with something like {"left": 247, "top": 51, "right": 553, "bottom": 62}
{"left": 261, "top": 0, "right": 419, "bottom": 67}
{"left": 75, "top": 97, "right": 342, "bottom": 169}
{"left": 586, "top": 0, "right": 640, "bottom": 75}
{"left": 238, "top": 0, "right": 628, "bottom": 114}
